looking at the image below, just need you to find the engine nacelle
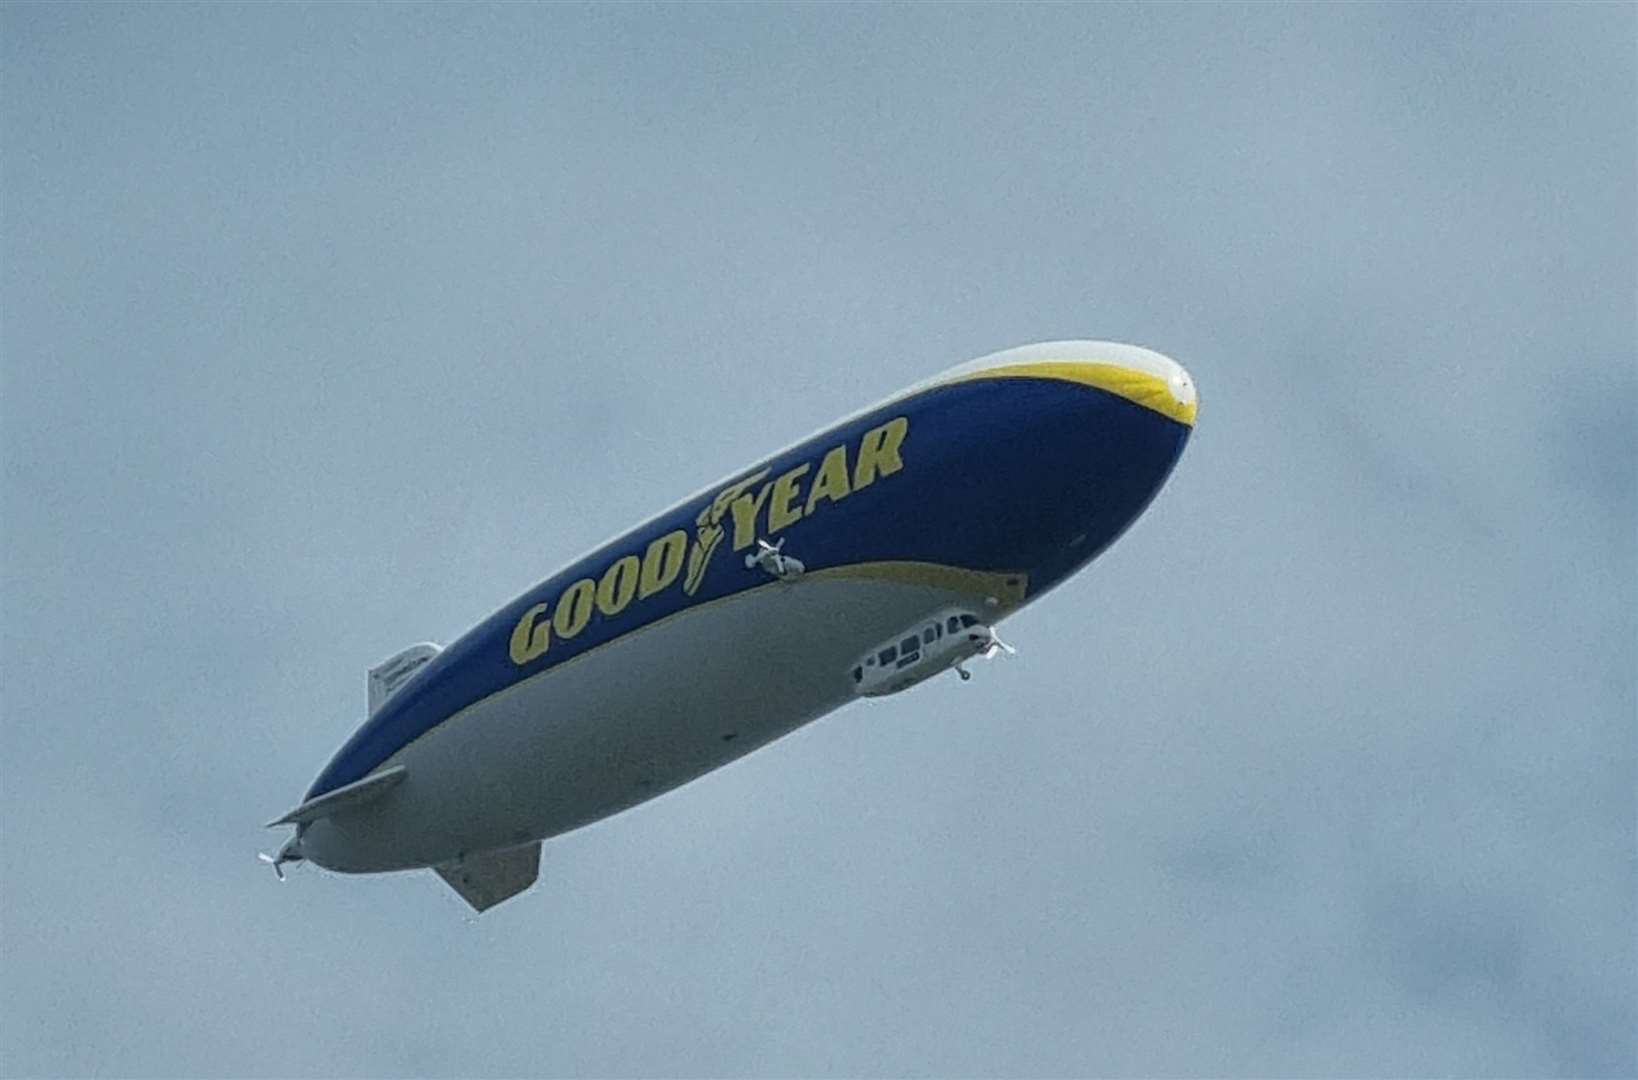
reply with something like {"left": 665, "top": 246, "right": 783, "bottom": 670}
{"left": 850, "top": 607, "right": 996, "bottom": 697}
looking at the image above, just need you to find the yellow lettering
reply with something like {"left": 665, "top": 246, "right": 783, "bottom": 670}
{"left": 766, "top": 463, "right": 810, "bottom": 533}
{"left": 728, "top": 483, "right": 773, "bottom": 551}
{"left": 553, "top": 579, "right": 595, "bottom": 640}
{"left": 853, "top": 416, "right": 909, "bottom": 489}
{"left": 508, "top": 602, "right": 551, "bottom": 665}
{"left": 596, "top": 555, "right": 640, "bottom": 616}
{"left": 804, "top": 444, "right": 852, "bottom": 514}
{"left": 640, "top": 530, "right": 687, "bottom": 597}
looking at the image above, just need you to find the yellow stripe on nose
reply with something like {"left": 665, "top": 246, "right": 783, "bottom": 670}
{"left": 948, "top": 360, "right": 1198, "bottom": 427}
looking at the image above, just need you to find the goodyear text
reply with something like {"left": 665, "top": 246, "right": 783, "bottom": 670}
{"left": 509, "top": 416, "right": 909, "bottom": 666}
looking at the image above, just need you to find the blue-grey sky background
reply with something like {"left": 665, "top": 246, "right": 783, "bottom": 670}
{"left": 3, "top": 4, "right": 1633, "bottom": 1077}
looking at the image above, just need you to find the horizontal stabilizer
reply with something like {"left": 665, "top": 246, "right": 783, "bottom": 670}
{"left": 435, "top": 842, "right": 541, "bottom": 913}
{"left": 266, "top": 764, "right": 407, "bottom": 828}
{"left": 369, "top": 642, "right": 441, "bottom": 715}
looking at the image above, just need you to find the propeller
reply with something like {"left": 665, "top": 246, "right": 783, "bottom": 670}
{"left": 259, "top": 837, "right": 304, "bottom": 880}
{"left": 984, "top": 633, "right": 1017, "bottom": 659}
{"left": 745, "top": 537, "right": 785, "bottom": 569}
{"left": 968, "top": 627, "right": 1015, "bottom": 660}
{"left": 745, "top": 537, "right": 803, "bottom": 579}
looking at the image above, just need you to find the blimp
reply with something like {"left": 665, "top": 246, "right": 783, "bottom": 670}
{"left": 265, "top": 341, "right": 1197, "bottom": 911}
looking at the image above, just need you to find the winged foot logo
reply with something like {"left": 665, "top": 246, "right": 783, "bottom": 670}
{"left": 508, "top": 416, "right": 910, "bottom": 666}
{"left": 684, "top": 467, "right": 769, "bottom": 595}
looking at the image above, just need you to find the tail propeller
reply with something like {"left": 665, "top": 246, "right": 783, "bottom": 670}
{"left": 259, "top": 837, "right": 304, "bottom": 881}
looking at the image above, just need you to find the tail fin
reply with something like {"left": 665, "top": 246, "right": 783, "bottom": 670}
{"left": 368, "top": 643, "right": 441, "bottom": 715}
{"left": 266, "top": 764, "right": 407, "bottom": 828}
{"left": 435, "top": 842, "right": 542, "bottom": 912}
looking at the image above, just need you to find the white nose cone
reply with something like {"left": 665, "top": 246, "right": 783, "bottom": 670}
{"left": 1167, "top": 363, "right": 1197, "bottom": 412}
{"left": 1079, "top": 340, "right": 1197, "bottom": 416}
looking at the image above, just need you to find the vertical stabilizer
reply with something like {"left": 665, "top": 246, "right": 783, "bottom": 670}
{"left": 368, "top": 642, "right": 442, "bottom": 715}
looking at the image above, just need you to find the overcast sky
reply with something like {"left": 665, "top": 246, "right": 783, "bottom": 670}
{"left": 3, "top": 4, "right": 1633, "bottom": 1077}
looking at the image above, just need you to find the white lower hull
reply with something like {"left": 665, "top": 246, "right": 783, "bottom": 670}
{"left": 302, "top": 568, "right": 1015, "bottom": 872}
